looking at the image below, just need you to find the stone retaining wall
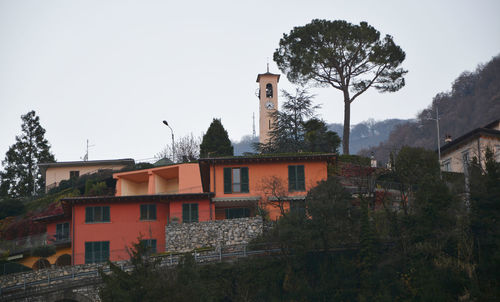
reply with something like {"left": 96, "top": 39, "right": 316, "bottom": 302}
{"left": 165, "top": 217, "right": 263, "bottom": 252}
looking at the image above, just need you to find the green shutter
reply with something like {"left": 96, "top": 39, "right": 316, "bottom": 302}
{"left": 151, "top": 205, "right": 157, "bottom": 220}
{"left": 182, "top": 204, "right": 189, "bottom": 222}
{"left": 140, "top": 205, "right": 146, "bottom": 219}
{"left": 85, "top": 207, "right": 93, "bottom": 222}
{"left": 103, "top": 241, "right": 110, "bottom": 262}
{"left": 224, "top": 168, "right": 232, "bottom": 193}
{"left": 288, "top": 166, "right": 296, "bottom": 191}
{"left": 241, "top": 167, "right": 249, "bottom": 193}
{"left": 103, "top": 206, "right": 110, "bottom": 222}
{"left": 192, "top": 204, "right": 199, "bottom": 222}
{"left": 85, "top": 242, "right": 92, "bottom": 263}
{"left": 297, "top": 165, "right": 305, "bottom": 191}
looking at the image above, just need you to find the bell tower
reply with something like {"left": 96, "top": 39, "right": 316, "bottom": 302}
{"left": 256, "top": 65, "right": 280, "bottom": 144}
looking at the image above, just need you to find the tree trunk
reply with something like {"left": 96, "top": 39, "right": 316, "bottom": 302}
{"left": 343, "top": 99, "right": 351, "bottom": 155}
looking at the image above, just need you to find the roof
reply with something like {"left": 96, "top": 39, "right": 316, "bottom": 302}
{"left": 38, "top": 158, "right": 135, "bottom": 169}
{"left": 440, "top": 127, "right": 500, "bottom": 155}
{"left": 198, "top": 153, "right": 336, "bottom": 192}
{"left": 484, "top": 119, "right": 500, "bottom": 130}
{"left": 61, "top": 192, "right": 214, "bottom": 205}
{"left": 256, "top": 72, "right": 280, "bottom": 83}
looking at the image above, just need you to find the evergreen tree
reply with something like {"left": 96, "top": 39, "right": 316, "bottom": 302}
{"left": 0, "top": 111, "right": 55, "bottom": 197}
{"left": 469, "top": 148, "right": 500, "bottom": 300}
{"left": 199, "top": 118, "right": 234, "bottom": 158}
{"left": 258, "top": 88, "right": 332, "bottom": 153}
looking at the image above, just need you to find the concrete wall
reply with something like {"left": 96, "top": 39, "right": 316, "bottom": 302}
{"left": 165, "top": 217, "right": 263, "bottom": 252}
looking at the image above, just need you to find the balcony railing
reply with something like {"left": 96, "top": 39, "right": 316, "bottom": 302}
{"left": 0, "top": 232, "right": 71, "bottom": 256}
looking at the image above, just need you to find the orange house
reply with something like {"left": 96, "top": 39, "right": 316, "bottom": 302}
{"left": 198, "top": 153, "right": 335, "bottom": 220}
{"left": 59, "top": 156, "right": 334, "bottom": 265}
{"left": 62, "top": 193, "right": 212, "bottom": 265}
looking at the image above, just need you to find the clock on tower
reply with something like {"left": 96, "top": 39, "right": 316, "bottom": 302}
{"left": 256, "top": 65, "right": 280, "bottom": 144}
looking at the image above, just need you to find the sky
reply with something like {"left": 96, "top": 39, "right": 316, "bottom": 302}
{"left": 1, "top": 0, "right": 499, "bottom": 163}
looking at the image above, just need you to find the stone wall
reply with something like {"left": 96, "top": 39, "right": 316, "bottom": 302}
{"left": 165, "top": 217, "right": 263, "bottom": 252}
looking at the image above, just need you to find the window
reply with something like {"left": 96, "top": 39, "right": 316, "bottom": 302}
{"left": 85, "top": 241, "right": 109, "bottom": 264}
{"left": 182, "top": 203, "right": 198, "bottom": 223}
{"left": 225, "top": 208, "right": 250, "bottom": 219}
{"left": 69, "top": 170, "right": 79, "bottom": 179}
{"left": 55, "top": 222, "right": 70, "bottom": 241}
{"left": 266, "top": 83, "right": 273, "bottom": 98}
{"left": 85, "top": 206, "right": 110, "bottom": 223}
{"left": 140, "top": 239, "right": 157, "bottom": 254}
{"left": 462, "top": 151, "right": 470, "bottom": 163}
{"left": 223, "top": 167, "right": 249, "bottom": 193}
{"left": 288, "top": 165, "right": 305, "bottom": 192}
{"left": 140, "top": 204, "right": 156, "bottom": 220}
{"left": 443, "top": 159, "right": 451, "bottom": 172}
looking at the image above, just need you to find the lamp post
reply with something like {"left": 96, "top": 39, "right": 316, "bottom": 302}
{"left": 426, "top": 106, "right": 442, "bottom": 179}
{"left": 162, "top": 120, "right": 175, "bottom": 163}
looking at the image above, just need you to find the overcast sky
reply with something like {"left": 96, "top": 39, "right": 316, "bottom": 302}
{"left": 1, "top": 0, "right": 499, "bottom": 163}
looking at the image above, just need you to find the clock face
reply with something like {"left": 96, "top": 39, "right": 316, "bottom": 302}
{"left": 265, "top": 101, "right": 274, "bottom": 110}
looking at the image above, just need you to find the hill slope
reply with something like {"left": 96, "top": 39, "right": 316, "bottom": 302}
{"left": 360, "top": 54, "right": 500, "bottom": 162}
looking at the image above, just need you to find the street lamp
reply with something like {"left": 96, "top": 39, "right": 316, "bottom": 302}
{"left": 162, "top": 120, "right": 175, "bottom": 163}
{"left": 426, "top": 106, "right": 442, "bottom": 179}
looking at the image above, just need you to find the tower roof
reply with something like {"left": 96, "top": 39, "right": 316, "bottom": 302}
{"left": 256, "top": 72, "right": 280, "bottom": 83}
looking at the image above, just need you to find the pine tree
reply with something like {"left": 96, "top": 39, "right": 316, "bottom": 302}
{"left": 199, "top": 118, "right": 234, "bottom": 158}
{"left": 0, "top": 111, "right": 55, "bottom": 197}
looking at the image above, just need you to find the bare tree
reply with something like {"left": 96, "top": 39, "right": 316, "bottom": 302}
{"left": 156, "top": 133, "right": 202, "bottom": 163}
{"left": 258, "top": 176, "right": 289, "bottom": 217}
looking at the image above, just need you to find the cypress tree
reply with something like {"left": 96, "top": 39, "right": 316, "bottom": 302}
{"left": 199, "top": 119, "right": 234, "bottom": 158}
{"left": 0, "top": 111, "right": 55, "bottom": 197}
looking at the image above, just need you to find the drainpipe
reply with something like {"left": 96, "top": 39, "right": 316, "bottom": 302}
{"left": 72, "top": 205, "right": 75, "bottom": 265}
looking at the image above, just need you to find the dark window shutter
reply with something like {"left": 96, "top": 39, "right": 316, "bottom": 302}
{"left": 192, "top": 203, "right": 199, "bottom": 222}
{"left": 241, "top": 167, "right": 249, "bottom": 193}
{"left": 103, "top": 241, "right": 110, "bottom": 262}
{"left": 85, "top": 207, "right": 93, "bottom": 222}
{"left": 103, "top": 206, "right": 110, "bottom": 222}
{"left": 182, "top": 204, "right": 189, "bottom": 222}
{"left": 244, "top": 208, "right": 250, "bottom": 217}
{"left": 151, "top": 205, "right": 157, "bottom": 220}
{"left": 85, "top": 242, "right": 92, "bottom": 263}
{"left": 140, "top": 205, "right": 146, "bottom": 219}
{"left": 288, "top": 166, "right": 296, "bottom": 191}
{"left": 224, "top": 168, "right": 232, "bottom": 193}
{"left": 151, "top": 240, "right": 157, "bottom": 253}
{"left": 297, "top": 165, "right": 305, "bottom": 191}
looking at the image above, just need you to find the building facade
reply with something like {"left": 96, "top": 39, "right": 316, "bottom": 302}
{"left": 440, "top": 119, "right": 500, "bottom": 173}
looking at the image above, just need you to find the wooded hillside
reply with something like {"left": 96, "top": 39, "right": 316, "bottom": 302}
{"left": 361, "top": 54, "right": 500, "bottom": 162}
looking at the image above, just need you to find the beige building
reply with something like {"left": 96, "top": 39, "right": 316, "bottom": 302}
{"left": 440, "top": 119, "right": 500, "bottom": 173}
{"left": 39, "top": 159, "right": 134, "bottom": 192}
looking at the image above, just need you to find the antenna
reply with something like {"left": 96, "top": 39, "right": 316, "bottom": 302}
{"left": 81, "top": 139, "right": 95, "bottom": 161}
{"left": 252, "top": 112, "right": 256, "bottom": 138}
{"left": 266, "top": 58, "right": 269, "bottom": 72}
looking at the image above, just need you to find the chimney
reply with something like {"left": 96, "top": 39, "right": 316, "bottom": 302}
{"left": 444, "top": 134, "right": 452, "bottom": 143}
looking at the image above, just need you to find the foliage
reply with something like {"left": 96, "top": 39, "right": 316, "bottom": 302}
{"left": 257, "top": 88, "right": 340, "bottom": 154}
{"left": 0, "top": 198, "right": 25, "bottom": 219}
{"left": 274, "top": 19, "right": 407, "bottom": 155}
{"left": 199, "top": 118, "right": 234, "bottom": 158}
{"left": 84, "top": 180, "right": 108, "bottom": 196}
{"left": 156, "top": 133, "right": 202, "bottom": 163}
{"left": 31, "top": 245, "right": 56, "bottom": 258}
{"left": 469, "top": 148, "right": 500, "bottom": 300}
{"left": 0, "top": 111, "right": 56, "bottom": 197}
